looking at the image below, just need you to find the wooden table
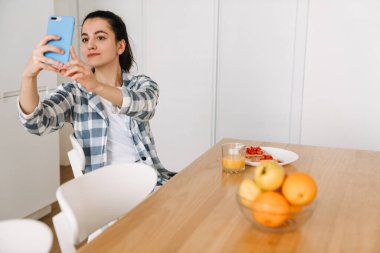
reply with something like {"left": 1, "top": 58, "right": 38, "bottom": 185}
{"left": 78, "top": 139, "right": 380, "bottom": 253}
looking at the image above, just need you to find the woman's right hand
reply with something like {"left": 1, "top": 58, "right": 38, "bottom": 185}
{"left": 22, "top": 35, "right": 66, "bottom": 78}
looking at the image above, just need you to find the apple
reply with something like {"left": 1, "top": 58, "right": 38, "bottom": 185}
{"left": 239, "top": 178, "right": 262, "bottom": 207}
{"left": 254, "top": 160, "right": 285, "bottom": 191}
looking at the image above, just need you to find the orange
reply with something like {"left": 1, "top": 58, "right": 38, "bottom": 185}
{"left": 252, "top": 191, "right": 290, "bottom": 228}
{"left": 289, "top": 205, "right": 304, "bottom": 213}
{"left": 222, "top": 155, "right": 245, "bottom": 170}
{"left": 286, "top": 205, "right": 305, "bottom": 219}
{"left": 282, "top": 172, "right": 317, "bottom": 206}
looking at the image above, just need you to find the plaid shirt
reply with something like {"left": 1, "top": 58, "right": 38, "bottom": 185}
{"left": 18, "top": 71, "right": 175, "bottom": 185}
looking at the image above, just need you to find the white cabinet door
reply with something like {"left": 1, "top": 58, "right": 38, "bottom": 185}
{"left": 0, "top": 96, "right": 59, "bottom": 219}
{"left": 144, "top": 0, "right": 216, "bottom": 171}
{"left": 302, "top": 0, "right": 380, "bottom": 151}
{"left": 0, "top": 0, "right": 57, "bottom": 92}
{"left": 0, "top": 0, "right": 60, "bottom": 219}
{"left": 216, "top": 0, "right": 299, "bottom": 143}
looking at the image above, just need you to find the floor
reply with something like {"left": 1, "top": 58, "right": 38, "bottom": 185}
{"left": 39, "top": 165, "right": 74, "bottom": 253}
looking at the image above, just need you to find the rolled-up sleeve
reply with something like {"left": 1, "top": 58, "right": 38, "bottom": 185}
{"left": 17, "top": 84, "right": 74, "bottom": 136}
{"left": 119, "top": 75, "right": 159, "bottom": 121}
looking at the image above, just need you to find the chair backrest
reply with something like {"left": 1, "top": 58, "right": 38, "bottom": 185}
{"left": 67, "top": 133, "right": 85, "bottom": 178}
{"left": 0, "top": 219, "right": 53, "bottom": 253}
{"left": 55, "top": 163, "right": 157, "bottom": 246}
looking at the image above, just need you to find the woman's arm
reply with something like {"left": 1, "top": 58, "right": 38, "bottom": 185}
{"left": 63, "top": 47, "right": 158, "bottom": 121}
{"left": 19, "top": 75, "right": 39, "bottom": 114}
{"left": 19, "top": 35, "right": 65, "bottom": 114}
{"left": 82, "top": 75, "right": 159, "bottom": 121}
{"left": 18, "top": 84, "right": 75, "bottom": 136}
{"left": 61, "top": 46, "right": 124, "bottom": 107}
{"left": 118, "top": 75, "right": 159, "bottom": 121}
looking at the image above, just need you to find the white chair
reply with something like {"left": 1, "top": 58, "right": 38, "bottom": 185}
{"left": 53, "top": 163, "right": 158, "bottom": 253}
{"left": 67, "top": 133, "right": 85, "bottom": 178}
{"left": 0, "top": 219, "right": 53, "bottom": 253}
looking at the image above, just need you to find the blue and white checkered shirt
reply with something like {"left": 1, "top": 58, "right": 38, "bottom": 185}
{"left": 18, "top": 71, "right": 175, "bottom": 185}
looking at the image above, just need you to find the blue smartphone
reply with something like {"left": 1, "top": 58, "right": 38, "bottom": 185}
{"left": 44, "top": 15, "right": 75, "bottom": 64}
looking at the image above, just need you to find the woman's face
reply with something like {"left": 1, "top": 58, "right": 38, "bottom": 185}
{"left": 80, "top": 18, "right": 124, "bottom": 68}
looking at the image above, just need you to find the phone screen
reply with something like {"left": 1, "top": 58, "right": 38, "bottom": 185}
{"left": 44, "top": 16, "right": 75, "bottom": 64}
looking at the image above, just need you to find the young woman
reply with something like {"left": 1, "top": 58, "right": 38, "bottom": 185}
{"left": 18, "top": 10, "right": 175, "bottom": 187}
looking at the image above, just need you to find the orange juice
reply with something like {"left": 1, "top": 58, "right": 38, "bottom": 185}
{"left": 222, "top": 155, "right": 245, "bottom": 172}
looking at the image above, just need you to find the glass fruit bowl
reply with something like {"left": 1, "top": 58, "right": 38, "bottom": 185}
{"left": 236, "top": 192, "right": 317, "bottom": 233}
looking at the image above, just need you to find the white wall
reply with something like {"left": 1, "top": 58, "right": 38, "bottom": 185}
{"left": 216, "top": 0, "right": 298, "bottom": 143}
{"left": 144, "top": 0, "right": 380, "bottom": 163}
{"left": 144, "top": 0, "right": 216, "bottom": 172}
{"left": 302, "top": 0, "right": 380, "bottom": 151}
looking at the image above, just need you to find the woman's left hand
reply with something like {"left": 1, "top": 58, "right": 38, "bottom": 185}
{"left": 61, "top": 46, "right": 102, "bottom": 92}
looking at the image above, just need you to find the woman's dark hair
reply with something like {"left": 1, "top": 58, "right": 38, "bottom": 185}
{"left": 82, "top": 10, "right": 135, "bottom": 72}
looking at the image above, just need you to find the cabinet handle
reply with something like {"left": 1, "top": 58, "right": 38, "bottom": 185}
{"left": 0, "top": 86, "right": 55, "bottom": 100}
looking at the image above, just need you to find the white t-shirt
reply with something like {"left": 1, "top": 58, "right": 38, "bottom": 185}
{"left": 100, "top": 97, "right": 140, "bottom": 165}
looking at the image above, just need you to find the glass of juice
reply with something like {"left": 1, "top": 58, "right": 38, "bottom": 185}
{"left": 221, "top": 143, "right": 246, "bottom": 173}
